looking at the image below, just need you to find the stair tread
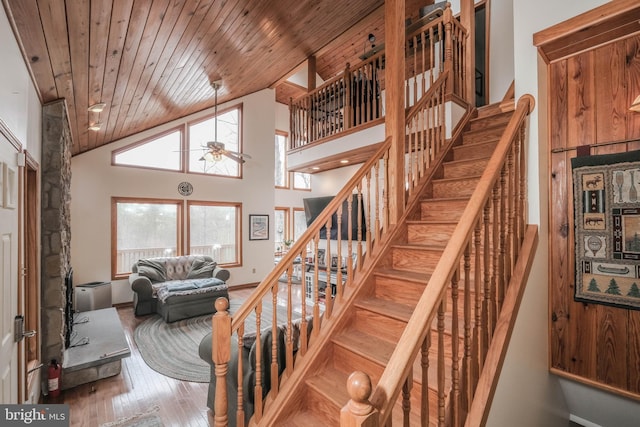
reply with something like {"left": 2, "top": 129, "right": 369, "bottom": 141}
{"left": 333, "top": 329, "right": 396, "bottom": 366}
{"left": 373, "top": 267, "right": 430, "bottom": 283}
{"left": 355, "top": 296, "right": 415, "bottom": 322}
{"left": 443, "top": 156, "right": 491, "bottom": 166}
{"left": 433, "top": 174, "right": 481, "bottom": 183}
{"left": 455, "top": 138, "right": 499, "bottom": 148}
{"left": 279, "top": 411, "right": 331, "bottom": 427}
{"left": 406, "top": 219, "right": 458, "bottom": 225}
{"left": 391, "top": 243, "right": 446, "bottom": 251}
{"left": 463, "top": 123, "right": 507, "bottom": 135}
{"left": 306, "top": 366, "right": 351, "bottom": 407}
{"left": 420, "top": 196, "right": 470, "bottom": 204}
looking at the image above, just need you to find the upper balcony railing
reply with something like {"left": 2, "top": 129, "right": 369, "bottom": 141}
{"left": 289, "top": 3, "right": 467, "bottom": 151}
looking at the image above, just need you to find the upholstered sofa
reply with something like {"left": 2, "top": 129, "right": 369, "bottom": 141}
{"left": 129, "top": 255, "right": 230, "bottom": 323}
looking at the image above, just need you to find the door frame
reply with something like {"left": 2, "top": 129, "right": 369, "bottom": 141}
{"left": 18, "top": 150, "right": 40, "bottom": 403}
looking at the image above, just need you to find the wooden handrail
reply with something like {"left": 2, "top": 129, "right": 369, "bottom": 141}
{"left": 369, "top": 94, "right": 534, "bottom": 424}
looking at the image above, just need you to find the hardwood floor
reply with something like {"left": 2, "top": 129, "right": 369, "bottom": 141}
{"left": 50, "top": 285, "right": 303, "bottom": 427}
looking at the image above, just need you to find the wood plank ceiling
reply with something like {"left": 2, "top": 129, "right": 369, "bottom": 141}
{"left": 3, "top": 0, "right": 432, "bottom": 156}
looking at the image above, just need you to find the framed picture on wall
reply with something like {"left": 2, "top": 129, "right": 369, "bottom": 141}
{"left": 249, "top": 214, "right": 269, "bottom": 240}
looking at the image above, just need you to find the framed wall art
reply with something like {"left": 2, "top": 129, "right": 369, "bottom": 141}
{"left": 572, "top": 150, "right": 640, "bottom": 310}
{"left": 249, "top": 214, "right": 269, "bottom": 241}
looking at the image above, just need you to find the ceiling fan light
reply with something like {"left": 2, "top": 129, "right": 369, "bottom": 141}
{"left": 88, "top": 102, "right": 107, "bottom": 113}
{"left": 88, "top": 122, "right": 102, "bottom": 131}
{"left": 200, "top": 152, "right": 214, "bottom": 162}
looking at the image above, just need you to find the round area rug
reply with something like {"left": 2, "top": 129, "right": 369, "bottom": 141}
{"left": 134, "top": 299, "right": 244, "bottom": 383}
{"left": 134, "top": 314, "right": 215, "bottom": 383}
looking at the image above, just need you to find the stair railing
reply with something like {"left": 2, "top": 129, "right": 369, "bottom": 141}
{"left": 405, "top": 71, "right": 448, "bottom": 197}
{"left": 210, "top": 75, "right": 457, "bottom": 427}
{"left": 341, "top": 95, "right": 535, "bottom": 426}
{"left": 289, "top": 2, "right": 465, "bottom": 149}
{"left": 211, "top": 136, "right": 392, "bottom": 426}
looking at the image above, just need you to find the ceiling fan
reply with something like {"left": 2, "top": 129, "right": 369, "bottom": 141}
{"left": 199, "top": 80, "right": 251, "bottom": 164}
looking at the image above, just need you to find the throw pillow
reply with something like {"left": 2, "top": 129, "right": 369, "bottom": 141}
{"left": 137, "top": 259, "right": 166, "bottom": 282}
{"left": 188, "top": 257, "right": 217, "bottom": 279}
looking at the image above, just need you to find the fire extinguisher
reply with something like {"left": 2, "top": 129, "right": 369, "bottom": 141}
{"left": 48, "top": 359, "right": 61, "bottom": 397}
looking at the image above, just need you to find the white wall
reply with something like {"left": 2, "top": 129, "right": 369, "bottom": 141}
{"left": 0, "top": 4, "right": 42, "bottom": 405}
{"left": 488, "top": 0, "right": 514, "bottom": 103}
{"left": 0, "top": 6, "right": 42, "bottom": 160}
{"left": 71, "top": 89, "right": 277, "bottom": 304}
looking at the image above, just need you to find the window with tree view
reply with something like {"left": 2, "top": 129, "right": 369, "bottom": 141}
{"left": 188, "top": 202, "right": 240, "bottom": 265}
{"left": 113, "top": 199, "right": 181, "bottom": 277}
{"left": 293, "top": 172, "right": 311, "bottom": 190}
{"left": 188, "top": 107, "right": 241, "bottom": 177}
{"left": 112, "top": 198, "right": 241, "bottom": 279}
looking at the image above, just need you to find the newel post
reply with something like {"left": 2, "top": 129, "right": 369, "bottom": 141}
{"left": 212, "top": 297, "right": 231, "bottom": 427}
{"left": 340, "top": 371, "right": 379, "bottom": 427}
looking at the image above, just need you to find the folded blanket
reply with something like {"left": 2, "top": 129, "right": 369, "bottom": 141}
{"left": 154, "top": 278, "right": 227, "bottom": 303}
{"left": 166, "top": 282, "right": 197, "bottom": 292}
{"left": 195, "top": 278, "right": 225, "bottom": 289}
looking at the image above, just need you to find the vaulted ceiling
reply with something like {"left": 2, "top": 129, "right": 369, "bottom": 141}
{"left": 4, "top": 0, "right": 431, "bottom": 156}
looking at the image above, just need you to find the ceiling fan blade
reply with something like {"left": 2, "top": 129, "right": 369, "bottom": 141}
{"left": 222, "top": 151, "right": 246, "bottom": 164}
{"left": 224, "top": 149, "right": 252, "bottom": 159}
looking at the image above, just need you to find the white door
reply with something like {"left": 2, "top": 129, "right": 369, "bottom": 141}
{"left": 0, "top": 138, "right": 19, "bottom": 404}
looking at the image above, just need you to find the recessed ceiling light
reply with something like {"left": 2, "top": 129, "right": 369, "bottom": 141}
{"left": 311, "top": 166, "right": 320, "bottom": 170}
{"left": 88, "top": 103, "right": 106, "bottom": 113}
{"left": 340, "top": 159, "right": 349, "bottom": 164}
{"left": 88, "top": 122, "right": 102, "bottom": 131}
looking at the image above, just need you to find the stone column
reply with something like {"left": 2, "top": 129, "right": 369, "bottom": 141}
{"left": 41, "top": 100, "right": 72, "bottom": 366}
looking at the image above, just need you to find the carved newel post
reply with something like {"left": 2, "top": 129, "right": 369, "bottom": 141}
{"left": 340, "top": 371, "right": 379, "bottom": 426}
{"left": 212, "top": 297, "right": 231, "bottom": 427}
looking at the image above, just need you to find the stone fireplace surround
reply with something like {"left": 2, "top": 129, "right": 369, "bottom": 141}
{"left": 41, "top": 99, "right": 72, "bottom": 370}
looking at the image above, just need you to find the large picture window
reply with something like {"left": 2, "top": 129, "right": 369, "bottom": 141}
{"left": 112, "top": 198, "right": 182, "bottom": 278}
{"left": 112, "top": 197, "right": 241, "bottom": 279}
{"left": 188, "top": 201, "right": 241, "bottom": 265}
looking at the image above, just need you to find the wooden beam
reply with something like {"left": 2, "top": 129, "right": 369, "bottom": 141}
{"left": 384, "top": 0, "right": 405, "bottom": 224}
{"left": 460, "top": 0, "right": 475, "bottom": 105}
{"left": 308, "top": 55, "right": 317, "bottom": 91}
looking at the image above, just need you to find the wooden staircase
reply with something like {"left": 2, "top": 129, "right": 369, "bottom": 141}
{"left": 270, "top": 105, "right": 516, "bottom": 426}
